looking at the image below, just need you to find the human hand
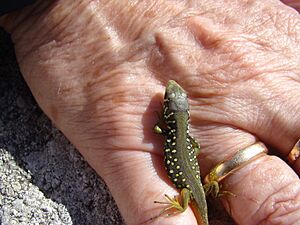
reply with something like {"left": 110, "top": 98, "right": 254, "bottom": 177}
{"left": 1, "top": 0, "right": 300, "bottom": 224}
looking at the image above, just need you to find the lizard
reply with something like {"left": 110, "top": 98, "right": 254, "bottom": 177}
{"left": 153, "top": 80, "right": 209, "bottom": 225}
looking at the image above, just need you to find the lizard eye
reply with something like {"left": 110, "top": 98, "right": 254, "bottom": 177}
{"left": 169, "top": 92, "right": 176, "bottom": 99}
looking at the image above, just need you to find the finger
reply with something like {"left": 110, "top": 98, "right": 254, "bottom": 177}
{"left": 224, "top": 155, "right": 300, "bottom": 224}
{"left": 196, "top": 125, "right": 300, "bottom": 225}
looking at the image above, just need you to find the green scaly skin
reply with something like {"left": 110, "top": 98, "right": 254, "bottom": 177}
{"left": 154, "top": 80, "right": 209, "bottom": 225}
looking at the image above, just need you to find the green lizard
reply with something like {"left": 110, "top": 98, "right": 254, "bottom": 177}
{"left": 153, "top": 80, "right": 209, "bottom": 225}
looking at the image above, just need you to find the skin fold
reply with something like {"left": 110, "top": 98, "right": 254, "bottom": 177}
{"left": 1, "top": 0, "right": 300, "bottom": 224}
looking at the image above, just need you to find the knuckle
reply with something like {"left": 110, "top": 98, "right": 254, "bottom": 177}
{"left": 259, "top": 180, "right": 300, "bottom": 224}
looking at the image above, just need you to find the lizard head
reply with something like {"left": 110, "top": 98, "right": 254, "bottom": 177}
{"left": 164, "top": 80, "right": 189, "bottom": 112}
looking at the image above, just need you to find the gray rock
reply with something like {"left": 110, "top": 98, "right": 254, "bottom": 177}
{"left": 0, "top": 28, "right": 125, "bottom": 225}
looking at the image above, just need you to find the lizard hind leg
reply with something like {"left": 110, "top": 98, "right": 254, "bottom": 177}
{"left": 151, "top": 188, "right": 191, "bottom": 220}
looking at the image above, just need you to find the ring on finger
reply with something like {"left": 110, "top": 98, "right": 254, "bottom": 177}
{"left": 287, "top": 139, "right": 300, "bottom": 164}
{"left": 204, "top": 141, "right": 268, "bottom": 195}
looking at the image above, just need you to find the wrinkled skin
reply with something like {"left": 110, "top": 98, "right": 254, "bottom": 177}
{"left": 1, "top": 0, "right": 300, "bottom": 224}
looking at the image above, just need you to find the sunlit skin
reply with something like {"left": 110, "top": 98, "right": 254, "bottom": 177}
{"left": 1, "top": 1, "right": 300, "bottom": 224}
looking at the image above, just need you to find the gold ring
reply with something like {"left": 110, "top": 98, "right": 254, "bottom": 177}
{"left": 205, "top": 142, "right": 268, "bottom": 184}
{"left": 287, "top": 139, "right": 300, "bottom": 164}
